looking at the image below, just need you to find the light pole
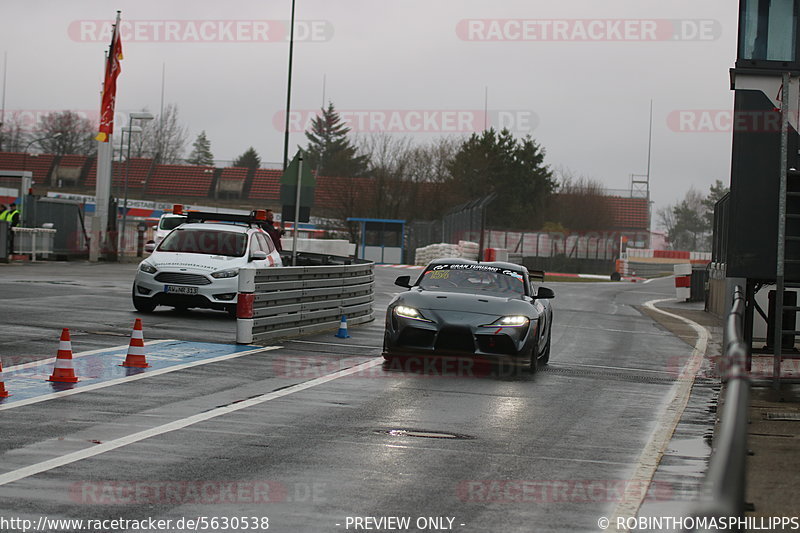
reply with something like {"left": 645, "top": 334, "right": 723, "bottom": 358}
{"left": 20, "top": 132, "right": 61, "bottom": 226}
{"left": 119, "top": 112, "right": 154, "bottom": 259}
{"left": 282, "top": 0, "right": 296, "bottom": 171}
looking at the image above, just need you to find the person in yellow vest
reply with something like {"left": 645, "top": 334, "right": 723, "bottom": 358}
{"left": 5, "top": 203, "right": 20, "bottom": 227}
{"left": 5, "top": 202, "right": 20, "bottom": 255}
{"left": 0, "top": 203, "right": 8, "bottom": 221}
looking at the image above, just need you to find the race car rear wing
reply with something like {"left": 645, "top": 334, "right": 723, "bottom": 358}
{"left": 529, "top": 269, "right": 545, "bottom": 281}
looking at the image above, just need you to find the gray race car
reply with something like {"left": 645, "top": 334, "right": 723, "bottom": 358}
{"left": 383, "top": 258, "right": 554, "bottom": 372}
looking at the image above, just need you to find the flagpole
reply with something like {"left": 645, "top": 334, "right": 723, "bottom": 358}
{"left": 91, "top": 10, "right": 121, "bottom": 261}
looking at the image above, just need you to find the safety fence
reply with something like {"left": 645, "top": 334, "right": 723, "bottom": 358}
{"left": 10, "top": 227, "right": 57, "bottom": 260}
{"left": 688, "top": 285, "right": 750, "bottom": 531}
{"left": 235, "top": 260, "right": 374, "bottom": 344}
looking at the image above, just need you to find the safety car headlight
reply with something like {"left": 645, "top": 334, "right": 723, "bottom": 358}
{"left": 211, "top": 268, "right": 240, "bottom": 279}
{"left": 139, "top": 262, "right": 157, "bottom": 274}
{"left": 394, "top": 305, "right": 432, "bottom": 322}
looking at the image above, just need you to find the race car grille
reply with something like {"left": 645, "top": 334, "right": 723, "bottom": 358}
{"left": 476, "top": 334, "right": 517, "bottom": 355}
{"left": 154, "top": 272, "right": 212, "bottom": 285}
{"left": 435, "top": 327, "right": 475, "bottom": 353}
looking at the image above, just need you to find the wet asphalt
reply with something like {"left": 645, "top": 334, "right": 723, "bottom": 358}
{"left": 0, "top": 262, "right": 716, "bottom": 532}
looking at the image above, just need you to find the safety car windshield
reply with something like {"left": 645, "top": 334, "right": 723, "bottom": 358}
{"left": 158, "top": 228, "right": 247, "bottom": 257}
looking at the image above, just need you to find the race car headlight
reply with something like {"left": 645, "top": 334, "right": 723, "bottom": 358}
{"left": 211, "top": 268, "right": 240, "bottom": 279}
{"left": 484, "top": 315, "right": 530, "bottom": 327}
{"left": 139, "top": 262, "right": 157, "bottom": 274}
{"left": 394, "top": 305, "right": 432, "bottom": 322}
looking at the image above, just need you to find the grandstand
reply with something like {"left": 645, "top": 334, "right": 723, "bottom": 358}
{"left": 0, "top": 151, "right": 57, "bottom": 188}
{"left": 604, "top": 196, "right": 649, "bottom": 231}
{"left": 0, "top": 151, "right": 652, "bottom": 239}
{"left": 86, "top": 157, "right": 154, "bottom": 191}
{"left": 215, "top": 166, "right": 249, "bottom": 198}
{"left": 146, "top": 163, "right": 215, "bottom": 198}
{"left": 248, "top": 168, "right": 281, "bottom": 201}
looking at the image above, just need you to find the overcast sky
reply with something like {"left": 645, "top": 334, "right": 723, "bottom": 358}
{"left": 0, "top": 0, "right": 739, "bottom": 222}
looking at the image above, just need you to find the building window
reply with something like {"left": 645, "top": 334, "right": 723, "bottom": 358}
{"left": 740, "top": 0, "right": 797, "bottom": 62}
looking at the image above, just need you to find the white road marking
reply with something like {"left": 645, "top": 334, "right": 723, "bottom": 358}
{"left": 289, "top": 340, "right": 382, "bottom": 349}
{"left": 558, "top": 362, "right": 680, "bottom": 376}
{"left": 3, "top": 339, "right": 176, "bottom": 372}
{"left": 609, "top": 298, "right": 709, "bottom": 531}
{"left": 0, "top": 345, "right": 280, "bottom": 412}
{"left": 0, "top": 357, "right": 383, "bottom": 486}
{"left": 561, "top": 324, "right": 673, "bottom": 337}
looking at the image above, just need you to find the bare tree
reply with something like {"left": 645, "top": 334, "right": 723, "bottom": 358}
{"left": 0, "top": 112, "right": 29, "bottom": 152}
{"left": 37, "top": 111, "right": 96, "bottom": 155}
{"left": 356, "top": 134, "right": 460, "bottom": 222}
{"left": 132, "top": 104, "right": 188, "bottom": 163}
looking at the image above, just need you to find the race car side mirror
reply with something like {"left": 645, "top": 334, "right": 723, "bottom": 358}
{"left": 144, "top": 243, "right": 155, "bottom": 253}
{"left": 536, "top": 287, "right": 555, "bottom": 299}
{"left": 395, "top": 275, "right": 411, "bottom": 288}
{"left": 250, "top": 251, "right": 268, "bottom": 261}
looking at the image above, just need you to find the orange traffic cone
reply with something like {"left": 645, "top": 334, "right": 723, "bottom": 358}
{"left": 48, "top": 328, "right": 79, "bottom": 383}
{"left": 0, "top": 360, "right": 9, "bottom": 398}
{"left": 121, "top": 318, "right": 149, "bottom": 368}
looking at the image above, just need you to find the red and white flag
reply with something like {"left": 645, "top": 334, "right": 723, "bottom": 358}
{"left": 95, "top": 12, "right": 123, "bottom": 142}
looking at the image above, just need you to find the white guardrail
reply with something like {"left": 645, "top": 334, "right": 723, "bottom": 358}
{"left": 235, "top": 261, "right": 375, "bottom": 344}
{"left": 12, "top": 227, "right": 57, "bottom": 260}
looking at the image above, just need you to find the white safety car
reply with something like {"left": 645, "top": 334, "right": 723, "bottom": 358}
{"left": 133, "top": 210, "right": 282, "bottom": 317}
{"left": 152, "top": 212, "right": 187, "bottom": 246}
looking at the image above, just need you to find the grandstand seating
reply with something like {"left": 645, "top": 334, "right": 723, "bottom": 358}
{"left": 605, "top": 196, "right": 649, "bottom": 230}
{"left": 147, "top": 163, "right": 214, "bottom": 197}
{"left": 248, "top": 169, "right": 282, "bottom": 200}
{"left": 0, "top": 151, "right": 57, "bottom": 188}
{"left": 86, "top": 157, "right": 153, "bottom": 190}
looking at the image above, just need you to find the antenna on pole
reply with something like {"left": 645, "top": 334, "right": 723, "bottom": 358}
{"left": 484, "top": 86, "right": 489, "bottom": 131}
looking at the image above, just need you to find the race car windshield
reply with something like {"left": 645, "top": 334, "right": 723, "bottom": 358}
{"left": 418, "top": 266, "right": 526, "bottom": 297}
{"left": 158, "top": 228, "right": 247, "bottom": 257}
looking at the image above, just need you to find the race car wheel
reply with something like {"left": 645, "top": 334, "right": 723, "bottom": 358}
{"left": 527, "top": 342, "right": 539, "bottom": 374}
{"left": 540, "top": 326, "right": 552, "bottom": 366}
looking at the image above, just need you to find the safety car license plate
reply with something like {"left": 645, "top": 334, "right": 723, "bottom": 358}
{"left": 165, "top": 285, "right": 198, "bottom": 295}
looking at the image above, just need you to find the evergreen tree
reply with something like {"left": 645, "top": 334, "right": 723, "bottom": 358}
{"left": 187, "top": 131, "right": 214, "bottom": 165}
{"left": 448, "top": 128, "right": 555, "bottom": 229}
{"left": 305, "top": 102, "right": 369, "bottom": 177}
{"left": 233, "top": 147, "right": 261, "bottom": 170}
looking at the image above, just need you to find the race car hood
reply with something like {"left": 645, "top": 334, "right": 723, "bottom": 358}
{"left": 147, "top": 252, "right": 242, "bottom": 272}
{"left": 397, "top": 289, "right": 535, "bottom": 317}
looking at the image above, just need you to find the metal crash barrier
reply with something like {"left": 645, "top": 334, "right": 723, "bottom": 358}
{"left": 687, "top": 285, "right": 750, "bottom": 532}
{"left": 11, "top": 227, "right": 57, "bottom": 260}
{"left": 235, "top": 259, "right": 374, "bottom": 344}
